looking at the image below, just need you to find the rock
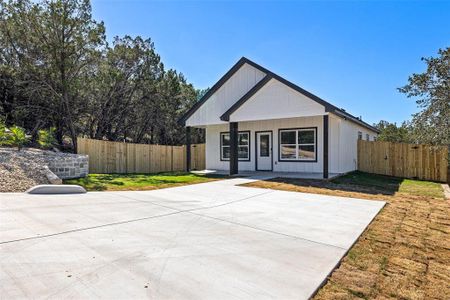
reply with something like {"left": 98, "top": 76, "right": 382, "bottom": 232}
{"left": 43, "top": 166, "right": 63, "bottom": 185}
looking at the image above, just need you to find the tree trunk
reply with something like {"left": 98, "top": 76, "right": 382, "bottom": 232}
{"left": 55, "top": 118, "right": 64, "bottom": 147}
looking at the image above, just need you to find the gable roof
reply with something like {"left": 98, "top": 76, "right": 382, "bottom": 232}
{"left": 177, "top": 57, "right": 251, "bottom": 126}
{"left": 220, "top": 74, "right": 273, "bottom": 121}
{"left": 179, "top": 57, "right": 379, "bottom": 133}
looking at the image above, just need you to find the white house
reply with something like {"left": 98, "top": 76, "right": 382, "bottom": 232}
{"left": 179, "top": 57, "right": 379, "bottom": 178}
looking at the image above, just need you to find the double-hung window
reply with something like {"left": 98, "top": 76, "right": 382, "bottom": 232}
{"left": 220, "top": 131, "right": 250, "bottom": 161}
{"left": 279, "top": 128, "right": 316, "bottom": 161}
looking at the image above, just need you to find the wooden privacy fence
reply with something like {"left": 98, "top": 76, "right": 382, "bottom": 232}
{"left": 77, "top": 138, "right": 205, "bottom": 174}
{"left": 357, "top": 140, "right": 448, "bottom": 182}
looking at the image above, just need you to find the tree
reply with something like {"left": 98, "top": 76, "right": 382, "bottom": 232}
{"left": 398, "top": 47, "right": 450, "bottom": 145}
{"left": 84, "top": 36, "right": 200, "bottom": 145}
{"left": 374, "top": 120, "right": 412, "bottom": 143}
{"left": 196, "top": 88, "right": 210, "bottom": 101}
{"left": 85, "top": 36, "right": 163, "bottom": 142}
{"left": 0, "top": 0, "right": 106, "bottom": 151}
{"left": 1, "top": 0, "right": 201, "bottom": 150}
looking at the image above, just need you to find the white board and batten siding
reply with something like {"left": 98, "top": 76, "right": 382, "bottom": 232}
{"left": 205, "top": 115, "right": 377, "bottom": 174}
{"left": 186, "top": 63, "right": 266, "bottom": 127}
{"left": 206, "top": 116, "right": 326, "bottom": 173}
{"left": 229, "top": 78, "right": 325, "bottom": 122}
{"left": 330, "top": 115, "right": 378, "bottom": 173}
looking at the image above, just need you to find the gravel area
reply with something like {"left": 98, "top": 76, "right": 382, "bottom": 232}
{"left": 0, "top": 148, "right": 49, "bottom": 192}
{"left": 0, "top": 147, "right": 80, "bottom": 192}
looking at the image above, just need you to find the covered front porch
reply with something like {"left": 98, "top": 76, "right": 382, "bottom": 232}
{"left": 185, "top": 113, "right": 333, "bottom": 179}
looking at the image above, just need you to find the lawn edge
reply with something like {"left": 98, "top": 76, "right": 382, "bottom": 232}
{"left": 308, "top": 201, "right": 387, "bottom": 300}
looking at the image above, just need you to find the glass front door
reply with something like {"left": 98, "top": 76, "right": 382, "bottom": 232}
{"left": 256, "top": 132, "right": 272, "bottom": 171}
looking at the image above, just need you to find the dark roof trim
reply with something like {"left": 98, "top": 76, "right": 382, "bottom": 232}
{"left": 177, "top": 57, "right": 257, "bottom": 126}
{"left": 237, "top": 58, "right": 379, "bottom": 133}
{"left": 180, "top": 56, "right": 379, "bottom": 133}
{"left": 332, "top": 110, "right": 380, "bottom": 133}
{"left": 241, "top": 59, "right": 338, "bottom": 113}
{"left": 220, "top": 74, "right": 273, "bottom": 121}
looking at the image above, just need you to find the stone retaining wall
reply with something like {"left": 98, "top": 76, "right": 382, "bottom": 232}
{"left": 47, "top": 154, "right": 89, "bottom": 179}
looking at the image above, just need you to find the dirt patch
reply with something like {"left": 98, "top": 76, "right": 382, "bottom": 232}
{"left": 243, "top": 175, "right": 449, "bottom": 299}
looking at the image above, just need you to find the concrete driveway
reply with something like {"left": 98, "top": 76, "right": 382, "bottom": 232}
{"left": 0, "top": 178, "right": 384, "bottom": 299}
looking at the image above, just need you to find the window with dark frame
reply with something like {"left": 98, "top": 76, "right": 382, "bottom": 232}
{"left": 279, "top": 128, "right": 316, "bottom": 161}
{"left": 358, "top": 131, "right": 362, "bottom": 140}
{"left": 366, "top": 134, "right": 369, "bottom": 141}
{"left": 220, "top": 131, "right": 250, "bottom": 161}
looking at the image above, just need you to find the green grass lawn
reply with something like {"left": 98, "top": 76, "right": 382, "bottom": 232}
{"left": 331, "top": 171, "right": 444, "bottom": 198}
{"left": 64, "top": 172, "right": 225, "bottom": 191}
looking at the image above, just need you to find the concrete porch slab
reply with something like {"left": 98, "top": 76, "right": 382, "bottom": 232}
{"left": 192, "top": 169, "right": 341, "bottom": 180}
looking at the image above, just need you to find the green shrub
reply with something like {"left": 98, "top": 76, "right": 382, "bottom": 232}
{"left": 38, "top": 127, "right": 57, "bottom": 149}
{"left": 8, "top": 126, "right": 28, "bottom": 150}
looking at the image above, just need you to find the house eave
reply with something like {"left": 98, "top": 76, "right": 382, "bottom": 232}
{"left": 179, "top": 57, "right": 379, "bottom": 134}
{"left": 178, "top": 57, "right": 253, "bottom": 126}
{"left": 331, "top": 110, "right": 380, "bottom": 134}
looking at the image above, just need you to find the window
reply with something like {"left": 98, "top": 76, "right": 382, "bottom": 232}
{"left": 279, "top": 128, "right": 316, "bottom": 161}
{"left": 358, "top": 131, "right": 362, "bottom": 140}
{"left": 366, "top": 134, "right": 369, "bottom": 141}
{"left": 374, "top": 136, "right": 377, "bottom": 141}
{"left": 260, "top": 134, "right": 270, "bottom": 157}
{"left": 220, "top": 131, "right": 250, "bottom": 161}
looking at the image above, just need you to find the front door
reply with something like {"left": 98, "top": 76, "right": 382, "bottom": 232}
{"left": 256, "top": 131, "right": 272, "bottom": 171}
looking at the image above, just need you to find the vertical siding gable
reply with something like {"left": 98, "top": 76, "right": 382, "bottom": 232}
{"left": 186, "top": 63, "right": 266, "bottom": 126}
{"left": 229, "top": 79, "right": 326, "bottom": 122}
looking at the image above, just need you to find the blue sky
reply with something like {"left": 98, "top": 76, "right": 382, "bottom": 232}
{"left": 91, "top": 0, "right": 449, "bottom": 125}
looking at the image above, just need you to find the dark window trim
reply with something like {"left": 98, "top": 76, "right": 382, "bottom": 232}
{"left": 220, "top": 130, "right": 251, "bottom": 162}
{"left": 278, "top": 127, "right": 318, "bottom": 163}
{"left": 255, "top": 130, "right": 273, "bottom": 171}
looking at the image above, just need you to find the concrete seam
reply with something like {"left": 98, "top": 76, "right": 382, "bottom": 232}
{"left": 0, "top": 210, "right": 182, "bottom": 245}
{"left": 1, "top": 190, "right": 347, "bottom": 251}
{"left": 188, "top": 211, "right": 347, "bottom": 250}
{"left": 121, "top": 191, "right": 348, "bottom": 250}
{"left": 0, "top": 191, "right": 274, "bottom": 245}
{"left": 119, "top": 189, "right": 275, "bottom": 212}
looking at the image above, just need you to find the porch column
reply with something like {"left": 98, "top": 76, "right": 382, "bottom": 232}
{"left": 186, "top": 126, "right": 191, "bottom": 172}
{"left": 229, "top": 122, "right": 239, "bottom": 175}
{"left": 323, "top": 115, "right": 329, "bottom": 179}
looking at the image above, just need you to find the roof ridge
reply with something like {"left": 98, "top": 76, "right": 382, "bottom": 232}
{"left": 236, "top": 58, "right": 378, "bottom": 132}
{"left": 178, "top": 57, "right": 379, "bottom": 133}
{"left": 177, "top": 57, "right": 256, "bottom": 125}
